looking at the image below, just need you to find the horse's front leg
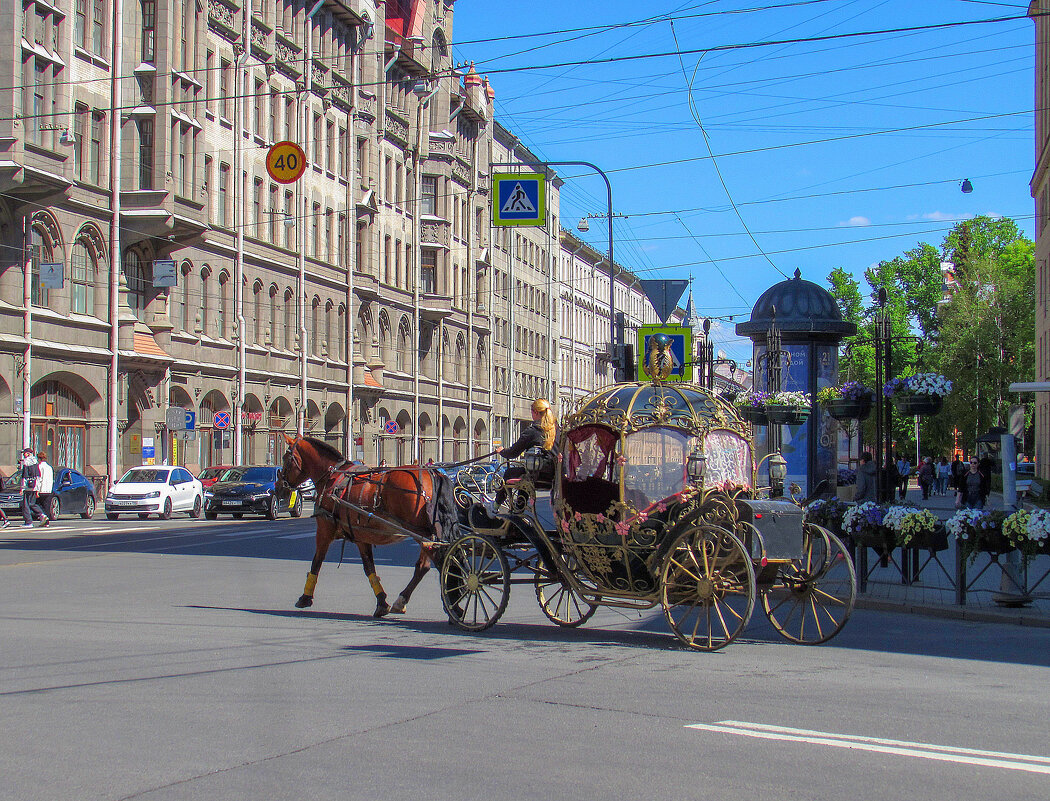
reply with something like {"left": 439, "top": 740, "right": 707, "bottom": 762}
{"left": 390, "top": 546, "right": 435, "bottom": 614}
{"left": 358, "top": 543, "right": 391, "bottom": 618}
{"left": 296, "top": 517, "right": 337, "bottom": 608}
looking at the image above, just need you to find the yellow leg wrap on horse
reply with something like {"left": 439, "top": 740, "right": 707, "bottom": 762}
{"left": 304, "top": 573, "right": 318, "bottom": 595}
{"left": 368, "top": 573, "right": 384, "bottom": 596}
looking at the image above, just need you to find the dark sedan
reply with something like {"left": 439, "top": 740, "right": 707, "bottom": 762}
{"left": 203, "top": 465, "right": 304, "bottom": 520}
{"left": 0, "top": 468, "right": 97, "bottom": 520}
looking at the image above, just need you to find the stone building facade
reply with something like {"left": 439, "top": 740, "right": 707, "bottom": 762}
{"left": 0, "top": 0, "right": 664, "bottom": 485}
{"left": 1032, "top": 0, "right": 1050, "bottom": 478}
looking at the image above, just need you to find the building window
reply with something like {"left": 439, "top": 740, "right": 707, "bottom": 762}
{"left": 284, "top": 289, "right": 294, "bottom": 351}
{"left": 199, "top": 268, "right": 210, "bottom": 334}
{"left": 123, "top": 250, "right": 148, "bottom": 318}
{"left": 220, "top": 60, "right": 232, "bottom": 119}
{"left": 421, "top": 250, "right": 437, "bottom": 294}
{"left": 73, "top": 104, "right": 88, "bottom": 181}
{"left": 90, "top": 111, "right": 104, "bottom": 185}
{"left": 218, "top": 163, "right": 230, "bottom": 227}
{"left": 284, "top": 190, "right": 294, "bottom": 248}
{"left": 137, "top": 119, "right": 154, "bottom": 190}
{"left": 179, "top": 262, "right": 191, "bottom": 331}
{"left": 30, "top": 226, "right": 53, "bottom": 308}
{"left": 254, "top": 177, "right": 263, "bottom": 238}
{"left": 253, "top": 282, "right": 263, "bottom": 343}
{"left": 217, "top": 273, "right": 228, "bottom": 339}
{"left": 254, "top": 78, "right": 264, "bottom": 134}
{"left": 421, "top": 176, "right": 437, "bottom": 215}
{"left": 140, "top": 0, "right": 156, "bottom": 63}
{"left": 70, "top": 240, "right": 95, "bottom": 316}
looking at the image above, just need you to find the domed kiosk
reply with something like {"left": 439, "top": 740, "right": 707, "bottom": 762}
{"left": 736, "top": 269, "right": 856, "bottom": 496}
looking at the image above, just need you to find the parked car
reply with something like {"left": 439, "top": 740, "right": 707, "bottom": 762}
{"left": 197, "top": 465, "right": 235, "bottom": 489}
{"left": 204, "top": 465, "right": 303, "bottom": 520}
{"left": 0, "top": 467, "right": 97, "bottom": 520}
{"left": 105, "top": 466, "right": 203, "bottom": 520}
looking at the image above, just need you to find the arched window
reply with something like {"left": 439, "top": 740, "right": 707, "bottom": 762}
{"left": 378, "top": 313, "right": 389, "bottom": 365}
{"left": 325, "top": 300, "right": 333, "bottom": 358}
{"left": 283, "top": 288, "right": 295, "bottom": 351}
{"left": 179, "top": 261, "right": 192, "bottom": 331}
{"left": 311, "top": 296, "right": 320, "bottom": 356}
{"left": 199, "top": 266, "right": 210, "bottom": 333}
{"left": 70, "top": 239, "right": 95, "bottom": 316}
{"left": 268, "top": 285, "right": 278, "bottom": 347}
{"left": 396, "top": 319, "right": 409, "bottom": 372}
{"left": 123, "top": 249, "right": 149, "bottom": 318}
{"left": 217, "top": 271, "right": 229, "bottom": 339}
{"left": 337, "top": 304, "right": 346, "bottom": 361}
{"left": 31, "top": 380, "right": 88, "bottom": 472}
{"left": 250, "top": 281, "right": 260, "bottom": 343}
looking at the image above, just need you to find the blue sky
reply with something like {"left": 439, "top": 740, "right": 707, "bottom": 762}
{"left": 450, "top": 0, "right": 1035, "bottom": 360}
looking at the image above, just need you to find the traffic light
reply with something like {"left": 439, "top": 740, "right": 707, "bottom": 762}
{"left": 615, "top": 343, "right": 636, "bottom": 382}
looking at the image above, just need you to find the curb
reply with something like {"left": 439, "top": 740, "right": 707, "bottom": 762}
{"left": 856, "top": 596, "right": 1050, "bottom": 628}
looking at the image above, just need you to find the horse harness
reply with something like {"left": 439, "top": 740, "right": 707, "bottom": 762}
{"left": 312, "top": 462, "right": 433, "bottom": 542}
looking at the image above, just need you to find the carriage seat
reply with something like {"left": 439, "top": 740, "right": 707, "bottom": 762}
{"left": 562, "top": 476, "right": 619, "bottom": 515}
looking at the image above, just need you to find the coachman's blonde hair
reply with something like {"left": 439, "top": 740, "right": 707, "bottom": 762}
{"left": 532, "top": 398, "right": 557, "bottom": 450}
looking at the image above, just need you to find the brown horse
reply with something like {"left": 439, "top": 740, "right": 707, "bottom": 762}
{"left": 280, "top": 434, "right": 447, "bottom": 618}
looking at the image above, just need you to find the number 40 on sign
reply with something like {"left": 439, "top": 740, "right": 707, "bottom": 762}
{"left": 266, "top": 141, "right": 307, "bottom": 184}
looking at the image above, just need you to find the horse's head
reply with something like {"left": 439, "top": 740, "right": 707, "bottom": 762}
{"left": 280, "top": 433, "right": 306, "bottom": 489}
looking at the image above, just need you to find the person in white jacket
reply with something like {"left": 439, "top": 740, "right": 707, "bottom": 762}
{"left": 36, "top": 452, "right": 54, "bottom": 516}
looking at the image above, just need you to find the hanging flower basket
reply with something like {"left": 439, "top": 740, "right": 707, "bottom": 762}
{"left": 765, "top": 405, "right": 810, "bottom": 425}
{"left": 824, "top": 398, "right": 873, "bottom": 421}
{"left": 739, "top": 406, "right": 769, "bottom": 426}
{"left": 884, "top": 374, "right": 951, "bottom": 417}
{"left": 892, "top": 394, "right": 943, "bottom": 416}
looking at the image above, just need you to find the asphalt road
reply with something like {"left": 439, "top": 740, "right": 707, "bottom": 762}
{"left": 2, "top": 514, "right": 1049, "bottom": 801}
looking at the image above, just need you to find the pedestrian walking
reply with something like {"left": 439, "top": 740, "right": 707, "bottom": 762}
{"left": 0, "top": 470, "right": 8, "bottom": 529}
{"left": 918, "top": 456, "right": 935, "bottom": 500}
{"left": 37, "top": 451, "right": 54, "bottom": 514}
{"left": 960, "top": 456, "right": 990, "bottom": 509}
{"left": 895, "top": 454, "right": 911, "bottom": 500}
{"left": 18, "top": 448, "right": 50, "bottom": 527}
{"left": 936, "top": 456, "right": 951, "bottom": 496}
{"left": 950, "top": 455, "right": 966, "bottom": 493}
{"left": 854, "top": 452, "right": 877, "bottom": 503}
{"left": 882, "top": 457, "right": 899, "bottom": 503}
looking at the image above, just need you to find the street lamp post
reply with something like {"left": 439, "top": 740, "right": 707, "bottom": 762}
{"left": 752, "top": 309, "right": 791, "bottom": 497}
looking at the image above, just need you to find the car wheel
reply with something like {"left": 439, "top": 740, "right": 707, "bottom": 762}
{"left": 46, "top": 496, "right": 60, "bottom": 520}
{"left": 290, "top": 494, "right": 304, "bottom": 518}
{"left": 266, "top": 494, "right": 279, "bottom": 520}
{"left": 205, "top": 511, "right": 218, "bottom": 520}
{"left": 81, "top": 496, "right": 95, "bottom": 519}
{"left": 190, "top": 495, "right": 202, "bottom": 519}
{"left": 160, "top": 498, "right": 173, "bottom": 520}
{"left": 106, "top": 513, "right": 119, "bottom": 520}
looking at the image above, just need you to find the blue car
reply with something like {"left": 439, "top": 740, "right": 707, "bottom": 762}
{"left": 0, "top": 467, "right": 97, "bottom": 520}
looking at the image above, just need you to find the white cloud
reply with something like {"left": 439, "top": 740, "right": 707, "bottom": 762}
{"left": 919, "top": 211, "right": 972, "bottom": 222}
{"left": 839, "top": 216, "right": 871, "bottom": 227}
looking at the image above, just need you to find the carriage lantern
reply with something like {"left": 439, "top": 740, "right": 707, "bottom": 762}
{"left": 521, "top": 448, "right": 547, "bottom": 475}
{"left": 769, "top": 453, "right": 787, "bottom": 498}
{"left": 686, "top": 449, "right": 706, "bottom": 483}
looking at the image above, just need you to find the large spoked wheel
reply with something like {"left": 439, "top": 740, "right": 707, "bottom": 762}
{"left": 660, "top": 525, "right": 756, "bottom": 652}
{"left": 534, "top": 564, "right": 597, "bottom": 627}
{"left": 440, "top": 534, "right": 510, "bottom": 632}
{"left": 762, "top": 524, "right": 856, "bottom": 644}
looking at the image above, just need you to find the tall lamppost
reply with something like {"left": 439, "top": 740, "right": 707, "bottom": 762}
{"left": 752, "top": 309, "right": 792, "bottom": 497}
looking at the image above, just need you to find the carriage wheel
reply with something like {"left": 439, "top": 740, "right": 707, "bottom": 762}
{"left": 440, "top": 534, "right": 510, "bottom": 632}
{"left": 660, "top": 525, "right": 756, "bottom": 651}
{"left": 762, "top": 525, "right": 856, "bottom": 644}
{"left": 534, "top": 565, "right": 597, "bottom": 627}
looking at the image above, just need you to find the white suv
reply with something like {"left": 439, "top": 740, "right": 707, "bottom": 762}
{"left": 105, "top": 466, "right": 204, "bottom": 520}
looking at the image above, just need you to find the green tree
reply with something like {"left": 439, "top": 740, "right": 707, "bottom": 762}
{"left": 827, "top": 216, "right": 1034, "bottom": 459}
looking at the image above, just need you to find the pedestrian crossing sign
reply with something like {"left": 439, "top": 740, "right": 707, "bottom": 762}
{"left": 492, "top": 172, "right": 546, "bottom": 227}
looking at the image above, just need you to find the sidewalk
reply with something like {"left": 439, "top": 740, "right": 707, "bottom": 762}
{"left": 849, "top": 480, "right": 1050, "bottom": 627}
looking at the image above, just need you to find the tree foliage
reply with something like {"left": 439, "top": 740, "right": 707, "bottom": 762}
{"left": 828, "top": 216, "right": 1034, "bottom": 458}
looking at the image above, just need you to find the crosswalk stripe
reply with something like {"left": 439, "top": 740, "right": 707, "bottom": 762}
{"left": 686, "top": 721, "right": 1050, "bottom": 775}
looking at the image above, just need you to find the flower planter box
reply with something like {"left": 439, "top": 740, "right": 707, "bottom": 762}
{"left": 976, "top": 530, "right": 1014, "bottom": 555}
{"left": 892, "top": 394, "right": 943, "bottom": 417}
{"left": 824, "top": 398, "right": 872, "bottom": 421}
{"left": 765, "top": 405, "right": 810, "bottom": 425}
{"left": 738, "top": 406, "right": 768, "bottom": 426}
{"left": 850, "top": 527, "right": 893, "bottom": 551}
{"left": 899, "top": 525, "right": 949, "bottom": 552}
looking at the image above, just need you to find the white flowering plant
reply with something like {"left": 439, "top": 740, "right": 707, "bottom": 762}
{"left": 946, "top": 508, "right": 1006, "bottom": 564}
{"left": 1002, "top": 509, "right": 1050, "bottom": 558}
{"left": 766, "top": 390, "right": 811, "bottom": 408}
{"left": 882, "top": 505, "right": 939, "bottom": 547}
{"left": 883, "top": 373, "right": 953, "bottom": 399}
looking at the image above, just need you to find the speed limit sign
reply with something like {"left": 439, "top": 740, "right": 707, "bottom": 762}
{"left": 266, "top": 141, "right": 307, "bottom": 184}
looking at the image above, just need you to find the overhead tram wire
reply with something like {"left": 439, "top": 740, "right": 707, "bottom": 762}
{"left": 672, "top": 21, "right": 787, "bottom": 279}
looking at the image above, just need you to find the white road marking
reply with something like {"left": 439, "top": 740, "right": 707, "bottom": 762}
{"left": 686, "top": 721, "right": 1050, "bottom": 775}
{"left": 277, "top": 532, "right": 319, "bottom": 539}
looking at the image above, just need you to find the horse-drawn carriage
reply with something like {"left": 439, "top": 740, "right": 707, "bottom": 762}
{"left": 445, "top": 381, "right": 857, "bottom": 650}
{"left": 281, "top": 371, "right": 855, "bottom": 651}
